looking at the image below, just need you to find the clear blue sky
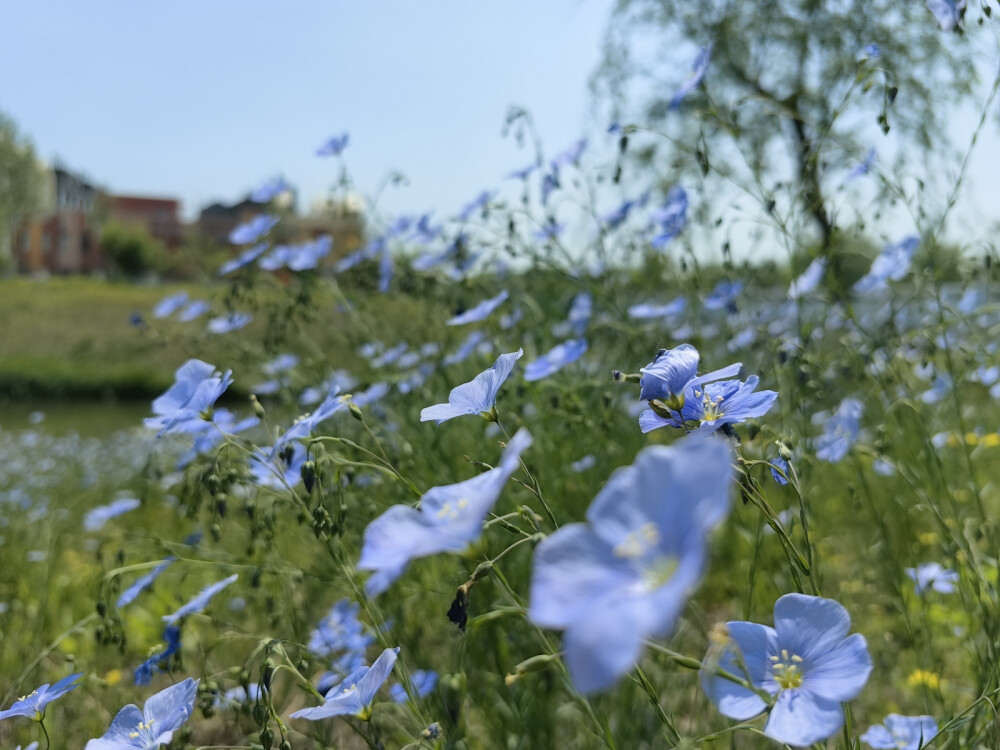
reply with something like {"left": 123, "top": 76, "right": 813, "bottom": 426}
{"left": 0, "top": 1, "right": 615, "bottom": 220}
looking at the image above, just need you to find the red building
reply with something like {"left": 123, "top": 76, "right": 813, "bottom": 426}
{"left": 108, "top": 195, "right": 183, "bottom": 248}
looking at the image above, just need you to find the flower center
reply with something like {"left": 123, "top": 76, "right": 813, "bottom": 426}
{"left": 769, "top": 649, "right": 804, "bottom": 689}
{"left": 613, "top": 523, "right": 660, "bottom": 559}
{"left": 436, "top": 498, "right": 470, "bottom": 521}
{"left": 699, "top": 391, "right": 726, "bottom": 422}
{"left": 129, "top": 718, "right": 155, "bottom": 739}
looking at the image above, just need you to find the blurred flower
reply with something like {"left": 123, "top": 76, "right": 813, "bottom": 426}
{"left": 271, "top": 389, "right": 347, "bottom": 458}
{"left": 250, "top": 176, "right": 290, "bottom": 203}
{"left": 524, "top": 339, "right": 588, "bottom": 382}
{"left": 927, "top": 0, "right": 965, "bottom": 30}
{"left": 228, "top": 215, "right": 279, "bottom": 245}
{"left": 163, "top": 575, "right": 238, "bottom": 624}
{"left": 309, "top": 599, "right": 374, "bottom": 676}
{"left": 507, "top": 163, "right": 537, "bottom": 180}
{"left": 650, "top": 187, "right": 688, "bottom": 248}
{"left": 84, "top": 496, "right": 141, "bottom": 532}
{"left": 207, "top": 312, "right": 252, "bottom": 334}
{"left": 701, "top": 593, "right": 872, "bottom": 746}
{"left": 444, "top": 331, "right": 488, "bottom": 366}
{"left": 863, "top": 43, "right": 881, "bottom": 58}
{"left": 291, "top": 647, "right": 399, "bottom": 721}
{"left": 567, "top": 292, "right": 593, "bottom": 334}
{"left": 447, "top": 291, "right": 510, "bottom": 327}
{"left": 85, "top": 678, "right": 197, "bottom": 750}
{"left": 134, "top": 625, "right": 182, "bottom": 686}
{"left": 788, "top": 258, "right": 827, "bottom": 299}
{"left": 359, "top": 430, "right": 531, "bottom": 596}
{"left": 854, "top": 236, "right": 920, "bottom": 293}
{"left": 390, "top": 669, "right": 438, "bottom": 703}
{"left": 570, "top": 454, "right": 597, "bottom": 473}
{"left": 177, "top": 299, "right": 210, "bottom": 322}
{"left": 846, "top": 149, "right": 877, "bottom": 181}
{"left": 861, "top": 714, "right": 938, "bottom": 750}
{"left": 628, "top": 298, "right": 687, "bottom": 320}
{"left": 152, "top": 292, "right": 188, "bottom": 319}
{"left": 0, "top": 673, "right": 83, "bottom": 721}
{"left": 906, "top": 562, "right": 959, "bottom": 595}
{"left": 144, "top": 359, "right": 233, "bottom": 437}
{"left": 669, "top": 44, "right": 713, "bottom": 109}
{"left": 551, "top": 138, "right": 588, "bottom": 169}
{"left": 316, "top": 132, "right": 350, "bottom": 156}
{"left": 458, "top": 190, "right": 496, "bottom": 221}
{"left": 218, "top": 242, "right": 268, "bottom": 275}
{"left": 704, "top": 280, "right": 743, "bottom": 312}
{"left": 815, "top": 397, "right": 863, "bottom": 462}
{"left": 420, "top": 349, "right": 523, "bottom": 423}
{"left": 117, "top": 559, "right": 175, "bottom": 609}
{"left": 530, "top": 439, "right": 733, "bottom": 693}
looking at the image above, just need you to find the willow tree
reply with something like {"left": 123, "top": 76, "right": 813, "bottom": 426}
{"left": 594, "top": 0, "right": 990, "bottom": 289}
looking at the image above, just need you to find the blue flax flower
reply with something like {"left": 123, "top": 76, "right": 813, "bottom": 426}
{"left": 650, "top": 187, "right": 688, "bottom": 248}
{"left": 117, "top": 559, "right": 175, "bottom": 609}
{"left": 390, "top": 669, "right": 438, "bottom": 703}
{"left": 854, "top": 236, "right": 919, "bottom": 293}
{"left": 309, "top": 599, "right": 374, "bottom": 675}
{"left": 669, "top": 44, "right": 713, "bottom": 109}
{"left": 270, "top": 389, "right": 347, "bottom": 458}
{"left": 701, "top": 593, "right": 872, "bottom": 747}
{"left": 291, "top": 647, "right": 399, "bottom": 721}
{"left": 846, "top": 149, "right": 877, "bottom": 181}
{"left": 525, "top": 339, "right": 588, "bottom": 382}
{"left": 134, "top": 626, "right": 182, "bottom": 686}
{"left": 359, "top": 429, "right": 531, "bottom": 596}
{"left": 770, "top": 457, "right": 789, "bottom": 486}
{"left": 250, "top": 176, "right": 289, "bottom": 203}
{"left": 316, "top": 132, "right": 350, "bottom": 156}
{"left": 927, "top": 0, "right": 965, "bottom": 30}
{"left": 163, "top": 574, "right": 238, "bottom": 624}
{"left": 704, "top": 280, "right": 743, "bottom": 312}
{"left": 84, "top": 496, "right": 141, "bottom": 532}
{"left": 228, "top": 215, "right": 279, "bottom": 245}
{"left": 637, "top": 345, "right": 776, "bottom": 435}
{"left": 862, "top": 714, "right": 938, "bottom": 750}
{"left": 207, "top": 311, "right": 252, "bottom": 334}
{"left": 529, "top": 439, "right": 733, "bottom": 693}
{"left": 447, "top": 290, "right": 509, "bottom": 326}
{"left": 85, "top": 678, "right": 197, "bottom": 750}
{"left": 788, "top": 258, "right": 827, "bottom": 299}
{"left": 152, "top": 292, "right": 188, "bottom": 319}
{"left": 420, "top": 349, "right": 522, "bottom": 423}
{"left": 144, "top": 360, "right": 233, "bottom": 437}
{"left": 906, "top": 562, "right": 959, "bottom": 595}
{"left": 177, "top": 299, "right": 210, "bottom": 322}
{"left": 628, "top": 298, "right": 686, "bottom": 320}
{"left": 218, "top": 242, "right": 268, "bottom": 275}
{"left": 458, "top": 190, "right": 496, "bottom": 221}
{"left": 815, "top": 397, "right": 863, "bottom": 462}
{"left": 0, "top": 673, "right": 83, "bottom": 721}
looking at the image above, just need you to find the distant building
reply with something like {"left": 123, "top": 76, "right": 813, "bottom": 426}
{"left": 12, "top": 164, "right": 103, "bottom": 275}
{"left": 107, "top": 195, "right": 183, "bottom": 248}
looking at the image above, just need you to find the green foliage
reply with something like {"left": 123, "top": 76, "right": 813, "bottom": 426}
{"left": 101, "top": 220, "right": 165, "bottom": 279}
{"left": 0, "top": 110, "right": 40, "bottom": 244}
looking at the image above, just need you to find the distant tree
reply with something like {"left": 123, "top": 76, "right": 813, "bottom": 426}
{"left": 0, "top": 110, "right": 40, "bottom": 269}
{"left": 101, "top": 220, "right": 163, "bottom": 278}
{"left": 594, "top": 0, "right": 989, "bottom": 292}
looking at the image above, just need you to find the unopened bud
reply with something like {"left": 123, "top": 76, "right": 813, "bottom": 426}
{"left": 250, "top": 395, "right": 265, "bottom": 419}
{"left": 348, "top": 402, "right": 364, "bottom": 421}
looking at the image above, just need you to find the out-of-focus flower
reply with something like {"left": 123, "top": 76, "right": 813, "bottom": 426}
{"left": 788, "top": 258, "right": 827, "bottom": 299}
{"left": 927, "top": 0, "right": 965, "bottom": 30}
{"left": 390, "top": 670, "right": 438, "bottom": 703}
{"left": 650, "top": 187, "right": 688, "bottom": 248}
{"left": 447, "top": 290, "right": 510, "bottom": 326}
{"left": 177, "top": 299, "right": 210, "bottom": 322}
{"left": 704, "top": 280, "right": 743, "bottom": 312}
{"left": 359, "top": 430, "right": 531, "bottom": 596}
{"left": 854, "top": 236, "right": 920, "bottom": 293}
{"left": 846, "top": 149, "right": 877, "bottom": 181}
{"left": 163, "top": 575, "right": 239, "bottom": 624}
{"left": 530, "top": 439, "right": 733, "bottom": 693}
{"left": 316, "top": 132, "right": 350, "bottom": 157}
{"left": 250, "top": 176, "right": 290, "bottom": 203}
{"left": 669, "top": 44, "right": 713, "bottom": 109}
{"left": 152, "top": 292, "right": 188, "bottom": 319}
{"left": 815, "top": 397, "right": 863, "bottom": 462}
{"left": 84, "top": 496, "right": 141, "bottom": 532}
{"left": 117, "top": 559, "right": 175, "bottom": 609}
{"left": 228, "top": 215, "right": 279, "bottom": 245}
{"left": 906, "top": 562, "right": 959, "bottom": 595}
{"left": 701, "top": 594, "right": 872, "bottom": 747}
{"left": 218, "top": 242, "right": 268, "bottom": 275}
{"left": 458, "top": 190, "right": 496, "bottom": 221}
{"left": 207, "top": 312, "right": 252, "bottom": 334}
{"left": 524, "top": 340, "right": 588, "bottom": 382}
{"left": 861, "top": 714, "right": 938, "bottom": 750}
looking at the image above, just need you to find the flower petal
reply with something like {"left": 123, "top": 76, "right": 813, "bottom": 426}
{"left": 802, "top": 633, "right": 872, "bottom": 701}
{"left": 764, "top": 688, "right": 844, "bottom": 746}
{"left": 774, "top": 593, "right": 851, "bottom": 662}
